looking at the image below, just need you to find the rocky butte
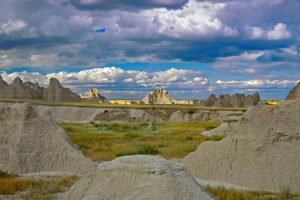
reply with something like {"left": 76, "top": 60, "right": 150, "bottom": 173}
{"left": 200, "top": 92, "right": 260, "bottom": 108}
{"left": 43, "top": 78, "right": 82, "bottom": 102}
{"left": 142, "top": 88, "right": 175, "bottom": 104}
{"left": 80, "top": 88, "right": 109, "bottom": 103}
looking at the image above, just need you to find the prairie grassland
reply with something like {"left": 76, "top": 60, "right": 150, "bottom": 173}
{"left": 0, "top": 171, "right": 78, "bottom": 199}
{"left": 206, "top": 186, "right": 300, "bottom": 200}
{"left": 60, "top": 121, "right": 221, "bottom": 161}
{"left": 0, "top": 98, "right": 247, "bottom": 111}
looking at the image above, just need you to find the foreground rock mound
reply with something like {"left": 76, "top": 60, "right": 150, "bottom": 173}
{"left": 0, "top": 103, "right": 95, "bottom": 175}
{"left": 201, "top": 92, "right": 260, "bottom": 108}
{"left": 80, "top": 88, "right": 108, "bottom": 103}
{"left": 62, "top": 155, "right": 215, "bottom": 200}
{"left": 43, "top": 78, "right": 81, "bottom": 102}
{"left": 286, "top": 82, "right": 300, "bottom": 100}
{"left": 184, "top": 101, "right": 300, "bottom": 192}
{"left": 142, "top": 88, "right": 175, "bottom": 104}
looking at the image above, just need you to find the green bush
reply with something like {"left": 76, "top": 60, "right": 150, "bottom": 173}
{"left": 210, "top": 135, "right": 224, "bottom": 141}
{"left": 0, "top": 171, "right": 16, "bottom": 178}
{"left": 125, "top": 132, "right": 140, "bottom": 138}
{"left": 137, "top": 144, "right": 159, "bottom": 155}
{"left": 115, "top": 144, "right": 159, "bottom": 157}
{"left": 204, "top": 125, "right": 219, "bottom": 131}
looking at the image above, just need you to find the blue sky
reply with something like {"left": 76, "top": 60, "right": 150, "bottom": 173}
{"left": 0, "top": 0, "right": 299, "bottom": 99}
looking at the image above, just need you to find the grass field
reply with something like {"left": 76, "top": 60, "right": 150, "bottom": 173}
{"left": 0, "top": 171, "right": 78, "bottom": 199}
{"left": 0, "top": 98, "right": 247, "bottom": 111}
{"left": 60, "top": 121, "right": 222, "bottom": 161}
{"left": 206, "top": 186, "right": 300, "bottom": 200}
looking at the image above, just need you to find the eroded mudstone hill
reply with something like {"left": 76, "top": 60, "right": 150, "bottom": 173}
{"left": 0, "top": 103, "right": 96, "bottom": 175}
{"left": 184, "top": 101, "right": 300, "bottom": 192}
{"left": 286, "top": 82, "right": 300, "bottom": 100}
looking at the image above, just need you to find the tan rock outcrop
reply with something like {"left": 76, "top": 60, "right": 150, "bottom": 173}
{"left": 184, "top": 101, "right": 300, "bottom": 192}
{"left": 0, "top": 103, "right": 96, "bottom": 175}
{"left": 142, "top": 88, "right": 175, "bottom": 104}
{"left": 80, "top": 88, "right": 109, "bottom": 103}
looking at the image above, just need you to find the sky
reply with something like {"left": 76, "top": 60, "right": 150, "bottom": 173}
{"left": 0, "top": 0, "right": 299, "bottom": 100}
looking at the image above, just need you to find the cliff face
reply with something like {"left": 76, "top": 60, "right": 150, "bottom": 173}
{"left": 286, "top": 82, "right": 300, "bottom": 100}
{"left": 201, "top": 92, "right": 260, "bottom": 108}
{"left": 80, "top": 88, "right": 108, "bottom": 103}
{"left": 142, "top": 88, "right": 175, "bottom": 105}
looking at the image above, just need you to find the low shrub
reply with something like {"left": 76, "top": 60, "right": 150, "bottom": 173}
{"left": 137, "top": 144, "right": 159, "bottom": 155}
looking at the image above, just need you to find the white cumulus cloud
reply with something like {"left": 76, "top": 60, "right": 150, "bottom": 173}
{"left": 0, "top": 20, "right": 27, "bottom": 35}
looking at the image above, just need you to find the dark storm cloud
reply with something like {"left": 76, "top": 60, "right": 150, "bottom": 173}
{"left": 0, "top": 0, "right": 299, "bottom": 78}
{"left": 69, "top": 0, "right": 188, "bottom": 10}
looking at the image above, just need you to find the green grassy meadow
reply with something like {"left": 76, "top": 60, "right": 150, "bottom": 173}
{"left": 60, "top": 121, "right": 222, "bottom": 161}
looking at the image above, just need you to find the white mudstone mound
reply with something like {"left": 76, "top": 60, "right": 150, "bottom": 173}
{"left": 184, "top": 101, "right": 300, "bottom": 192}
{"left": 62, "top": 155, "right": 215, "bottom": 200}
{"left": 0, "top": 103, "right": 96, "bottom": 175}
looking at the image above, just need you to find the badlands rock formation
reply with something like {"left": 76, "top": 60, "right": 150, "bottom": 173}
{"left": 184, "top": 101, "right": 300, "bottom": 192}
{"left": 286, "top": 82, "right": 300, "bottom": 100}
{"left": 0, "top": 76, "right": 82, "bottom": 102}
{"left": 80, "top": 88, "right": 108, "bottom": 103}
{"left": 0, "top": 76, "right": 44, "bottom": 99}
{"left": 201, "top": 92, "right": 260, "bottom": 108}
{"left": 43, "top": 78, "right": 82, "bottom": 102}
{"left": 142, "top": 88, "right": 175, "bottom": 104}
{"left": 0, "top": 76, "right": 8, "bottom": 90}
{"left": 0, "top": 103, "right": 95, "bottom": 175}
{"left": 62, "top": 155, "right": 215, "bottom": 200}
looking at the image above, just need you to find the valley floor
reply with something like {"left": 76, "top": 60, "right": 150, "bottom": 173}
{"left": 60, "top": 121, "right": 222, "bottom": 161}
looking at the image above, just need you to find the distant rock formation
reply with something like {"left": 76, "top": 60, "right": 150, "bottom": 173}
{"left": 286, "top": 82, "right": 300, "bottom": 100}
{"left": 0, "top": 76, "right": 82, "bottom": 102}
{"left": 201, "top": 92, "right": 260, "bottom": 108}
{"left": 184, "top": 101, "right": 300, "bottom": 192}
{"left": 80, "top": 88, "right": 109, "bottom": 103}
{"left": 0, "top": 76, "right": 43, "bottom": 100}
{"left": 0, "top": 76, "right": 8, "bottom": 90}
{"left": 0, "top": 103, "right": 96, "bottom": 175}
{"left": 62, "top": 155, "right": 215, "bottom": 200}
{"left": 43, "top": 78, "right": 81, "bottom": 102}
{"left": 142, "top": 88, "right": 175, "bottom": 104}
